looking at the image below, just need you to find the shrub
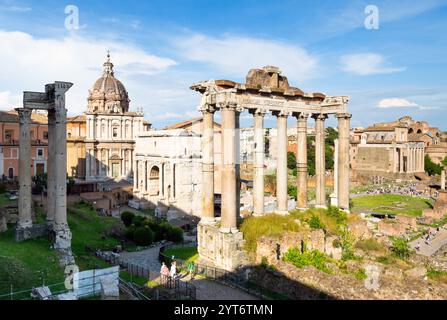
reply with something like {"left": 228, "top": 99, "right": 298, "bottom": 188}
{"left": 327, "top": 206, "right": 347, "bottom": 225}
{"left": 288, "top": 185, "right": 297, "bottom": 199}
{"left": 167, "top": 226, "right": 184, "bottom": 243}
{"left": 283, "top": 247, "right": 332, "bottom": 274}
{"left": 354, "top": 268, "right": 367, "bottom": 280}
{"left": 391, "top": 238, "right": 412, "bottom": 259}
{"left": 132, "top": 215, "right": 146, "bottom": 227}
{"left": 0, "top": 183, "right": 6, "bottom": 194}
{"left": 124, "top": 226, "right": 135, "bottom": 241}
{"left": 133, "top": 226, "right": 155, "bottom": 246}
{"left": 309, "top": 214, "right": 325, "bottom": 230}
{"left": 121, "top": 211, "right": 135, "bottom": 227}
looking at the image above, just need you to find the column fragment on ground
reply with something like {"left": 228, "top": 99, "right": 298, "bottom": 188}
{"left": 275, "top": 111, "right": 289, "bottom": 214}
{"left": 201, "top": 105, "right": 216, "bottom": 223}
{"left": 16, "top": 108, "right": 33, "bottom": 230}
{"left": 295, "top": 113, "right": 308, "bottom": 210}
{"left": 314, "top": 114, "right": 327, "bottom": 208}
{"left": 252, "top": 108, "right": 266, "bottom": 215}
{"left": 442, "top": 169, "right": 446, "bottom": 191}
{"left": 220, "top": 103, "right": 238, "bottom": 233}
{"left": 337, "top": 113, "right": 351, "bottom": 211}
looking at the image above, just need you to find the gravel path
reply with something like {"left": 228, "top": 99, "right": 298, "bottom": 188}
{"left": 186, "top": 276, "right": 259, "bottom": 300}
{"left": 120, "top": 246, "right": 162, "bottom": 272}
{"left": 410, "top": 228, "right": 447, "bottom": 257}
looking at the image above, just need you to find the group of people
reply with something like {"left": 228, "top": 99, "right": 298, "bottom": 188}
{"left": 160, "top": 261, "right": 177, "bottom": 278}
{"left": 360, "top": 183, "right": 430, "bottom": 198}
{"left": 159, "top": 260, "right": 196, "bottom": 280}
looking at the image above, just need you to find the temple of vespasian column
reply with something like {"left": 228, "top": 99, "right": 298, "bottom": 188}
{"left": 192, "top": 66, "right": 351, "bottom": 271}
{"left": 15, "top": 81, "right": 75, "bottom": 266}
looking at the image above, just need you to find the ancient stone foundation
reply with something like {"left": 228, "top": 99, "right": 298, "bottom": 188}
{"left": 197, "top": 223, "right": 249, "bottom": 271}
{"left": 14, "top": 224, "right": 48, "bottom": 242}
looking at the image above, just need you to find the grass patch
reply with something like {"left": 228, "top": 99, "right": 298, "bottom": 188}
{"left": 240, "top": 214, "right": 301, "bottom": 253}
{"left": 283, "top": 248, "right": 333, "bottom": 274}
{"left": 355, "top": 238, "right": 385, "bottom": 252}
{"left": 290, "top": 206, "right": 351, "bottom": 236}
{"left": 0, "top": 229, "right": 64, "bottom": 297}
{"left": 427, "top": 267, "right": 447, "bottom": 283}
{"left": 351, "top": 194, "right": 434, "bottom": 217}
{"left": 163, "top": 246, "right": 198, "bottom": 263}
{"left": 353, "top": 268, "right": 367, "bottom": 280}
{"left": 0, "top": 193, "right": 14, "bottom": 207}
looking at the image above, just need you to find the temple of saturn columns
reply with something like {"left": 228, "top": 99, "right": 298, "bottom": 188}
{"left": 192, "top": 66, "right": 351, "bottom": 271}
{"left": 15, "top": 82, "right": 74, "bottom": 266}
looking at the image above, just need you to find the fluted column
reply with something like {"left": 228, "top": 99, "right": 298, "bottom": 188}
{"left": 251, "top": 108, "right": 266, "bottom": 215}
{"left": 337, "top": 113, "right": 351, "bottom": 211}
{"left": 275, "top": 111, "right": 289, "bottom": 214}
{"left": 201, "top": 105, "right": 216, "bottom": 223}
{"left": 16, "top": 108, "right": 33, "bottom": 230}
{"left": 46, "top": 109, "right": 56, "bottom": 227}
{"left": 314, "top": 114, "right": 328, "bottom": 208}
{"left": 295, "top": 113, "right": 309, "bottom": 210}
{"left": 220, "top": 102, "right": 239, "bottom": 233}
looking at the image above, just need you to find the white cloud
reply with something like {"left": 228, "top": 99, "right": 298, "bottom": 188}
{"left": 340, "top": 53, "right": 406, "bottom": 76}
{"left": 173, "top": 34, "right": 318, "bottom": 82}
{"left": 0, "top": 30, "right": 177, "bottom": 115}
{"left": 378, "top": 98, "right": 418, "bottom": 108}
{"left": 0, "top": 5, "right": 32, "bottom": 12}
{"left": 378, "top": 97, "right": 439, "bottom": 110}
{"left": 0, "top": 91, "right": 12, "bottom": 109}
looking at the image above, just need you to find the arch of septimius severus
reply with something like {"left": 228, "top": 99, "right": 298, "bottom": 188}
{"left": 14, "top": 81, "right": 74, "bottom": 266}
{"left": 192, "top": 66, "right": 351, "bottom": 270}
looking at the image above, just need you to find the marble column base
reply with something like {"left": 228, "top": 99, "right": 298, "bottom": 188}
{"left": 199, "top": 217, "right": 217, "bottom": 225}
{"left": 275, "top": 210, "right": 289, "bottom": 216}
{"left": 314, "top": 205, "right": 328, "bottom": 209}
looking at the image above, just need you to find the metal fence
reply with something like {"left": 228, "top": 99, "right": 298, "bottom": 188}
{"left": 96, "top": 249, "right": 196, "bottom": 300}
{"left": 159, "top": 243, "right": 284, "bottom": 300}
{"left": 0, "top": 268, "right": 120, "bottom": 301}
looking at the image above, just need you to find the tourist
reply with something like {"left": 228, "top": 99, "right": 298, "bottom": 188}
{"left": 170, "top": 260, "right": 177, "bottom": 278}
{"left": 161, "top": 262, "right": 169, "bottom": 277}
{"left": 187, "top": 261, "right": 195, "bottom": 279}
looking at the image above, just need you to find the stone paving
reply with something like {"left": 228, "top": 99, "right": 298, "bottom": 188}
{"left": 120, "top": 246, "right": 162, "bottom": 272}
{"left": 410, "top": 228, "right": 447, "bottom": 257}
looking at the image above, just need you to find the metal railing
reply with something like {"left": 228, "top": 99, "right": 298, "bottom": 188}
{"left": 0, "top": 269, "right": 120, "bottom": 301}
{"left": 158, "top": 243, "right": 285, "bottom": 300}
{"left": 96, "top": 249, "right": 196, "bottom": 300}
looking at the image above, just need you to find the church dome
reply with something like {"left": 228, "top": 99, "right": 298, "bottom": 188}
{"left": 87, "top": 53, "right": 130, "bottom": 114}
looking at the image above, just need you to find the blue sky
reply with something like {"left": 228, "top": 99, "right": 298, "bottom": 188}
{"left": 0, "top": 0, "right": 446, "bottom": 129}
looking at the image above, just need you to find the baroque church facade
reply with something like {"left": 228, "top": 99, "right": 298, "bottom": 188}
{"left": 84, "top": 54, "right": 150, "bottom": 181}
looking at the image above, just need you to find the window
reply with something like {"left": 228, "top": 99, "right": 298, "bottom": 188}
{"left": 113, "top": 127, "right": 118, "bottom": 138}
{"left": 37, "top": 148, "right": 44, "bottom": 157}
{"left": 8, "top": 168, "right": 13, "bottom": 179}
{"left": 43, "top": 131, "right": 48, "bottom": 139}
{"left": 5, "top": 130, "right": 13, "bottom": 140}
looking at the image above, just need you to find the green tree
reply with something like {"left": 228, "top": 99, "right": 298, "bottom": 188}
{"left": 425, "top": 155, "right": 443, "bottom": 176}
{"left": 441, "top": 156, "right": 447, "bottom": 168}
{"left": 287, "top": 151, "right": 296, "bottom": 170}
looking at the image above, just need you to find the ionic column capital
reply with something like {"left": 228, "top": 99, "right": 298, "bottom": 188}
{"left": 249, "top": 108, "right": 268, "bottom": 117}
{"left": 199, "top": 104, "right": 217, "bottom": 114}
{"left": 312, "top": 113, "right": 328, "bottom": 121}
{"left": 16, "top": 108, "right": 32, "bottom": 124}
{"left": 336, "top": 112, "right": 352, "bottom": 120}
{"left": 294, "top": 112, "right": 310, "bottom": 121}
{"left": 218, "top": 101, "right": 243, "bottom": 113}
{"left": 273, "top": 110, "right": 291, "bottom": 118}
